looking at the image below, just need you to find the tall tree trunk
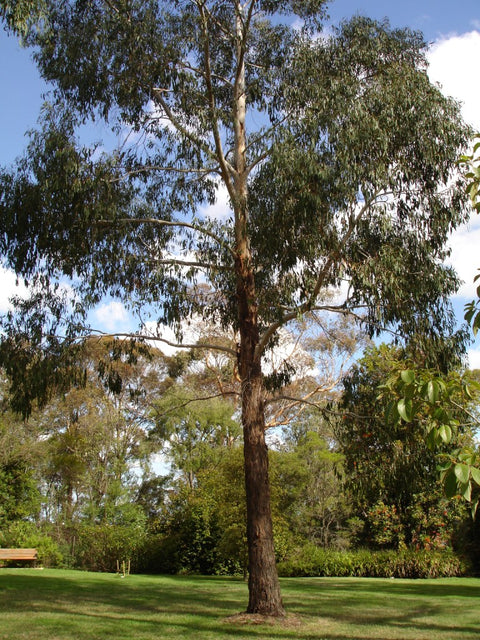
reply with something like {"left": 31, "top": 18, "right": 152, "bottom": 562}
{"left": 235, "top": 237, "right": 284, "bottom": 616}
{"left": 241, "top": 351, "right": 285, "bottom": 616}
{"left": 231, "top": 0, "right": 284, "bottom": 616}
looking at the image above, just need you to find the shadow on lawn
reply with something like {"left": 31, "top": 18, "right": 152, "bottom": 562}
{"left": 282, "top": 576, "right": 480, "bottom": 599}
{"left": 281, "top": 577, "right": 480, "bottom": 638}
{"left": 1, "top": 571, "right": 479, "bottom": 640}
{"left": 0, "top": 572, "right": 299, "bottom": 640}
{"left": 0, "top": 570, "right": 245, "bottom": 614}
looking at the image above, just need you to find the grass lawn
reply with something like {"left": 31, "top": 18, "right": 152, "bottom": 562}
{"left": 0, "top": 569, "right": 479, "bottom": 640}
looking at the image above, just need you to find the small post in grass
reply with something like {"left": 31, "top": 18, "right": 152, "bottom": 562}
{"left": 117, "top": 559, "right": 131, "bottom": 578}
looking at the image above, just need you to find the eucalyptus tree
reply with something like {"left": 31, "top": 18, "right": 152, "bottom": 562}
{"left": 151, "top": 388, "right": 241, "bottom": 490}
{"left": 0, "top": 0, "right": 470, "bottom": 615}
{"left": 0, "top": 0, "right": 45, "bottom": 34}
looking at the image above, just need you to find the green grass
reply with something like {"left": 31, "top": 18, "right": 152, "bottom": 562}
{"left": 0, "top": 569, "right": 479, "bottom": 639}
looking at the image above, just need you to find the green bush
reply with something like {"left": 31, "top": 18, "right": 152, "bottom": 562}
{"left": 277, "top": 543, "right": 470, "bottom": 578}
{"left": 0, "top": 521, "right": 63, "bottom": 567}
{"left": 72, "top": 520, "right": 147, "bottom": 572}
{"left": 137, "top": 533, "right": 183, "bottom": 574}
{"left": 139, "top": 493, "right": 223, "bottom": 576}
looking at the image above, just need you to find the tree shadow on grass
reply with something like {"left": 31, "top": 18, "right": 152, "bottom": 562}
{"left": 281, "top": 577, "right": 480, "bottom": 639}
{"left": 1, "top": 572, "right": 480, "bottom": 640}
{"left": 0, "top": 570, "right": 246, "bottom": 620}
{"left": 281, "top": 576, "right": 480, "bottom": 599}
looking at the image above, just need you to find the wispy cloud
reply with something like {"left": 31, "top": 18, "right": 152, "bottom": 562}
{"left": 92, "top": 301, "right": 131, "bottom": 333}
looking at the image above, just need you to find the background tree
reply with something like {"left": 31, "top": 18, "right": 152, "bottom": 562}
{"left": 338, "top": 343, "right": 475, "bottom": 546}
{"left": 34, "top": 338, "right": 165, "bottom": 523}
{"left": 151, "top": 388, "right": 241, "bottom": 490}
{"left": 0, "top": 374, "right": 43, "bottom": 526}
{"left": 0, "top": 338, "right": 169, "bottom": 569}
{"left": 0, "top": 1, "right": 471, "bottom": 615}
{"left": 279, "top": 413, "right": 348, "bottom": 548}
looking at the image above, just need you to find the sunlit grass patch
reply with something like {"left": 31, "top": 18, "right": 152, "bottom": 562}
{"left": 0, "top": 569, "right": 479, "bottom": 640}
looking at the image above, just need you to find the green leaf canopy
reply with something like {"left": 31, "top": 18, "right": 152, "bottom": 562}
{"left": 0, "top": 7, "right": 469, "bottom": 349}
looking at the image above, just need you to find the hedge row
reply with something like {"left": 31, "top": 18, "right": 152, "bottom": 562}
{"left": 277, "top": 544, "right": 470, "bottom": 579}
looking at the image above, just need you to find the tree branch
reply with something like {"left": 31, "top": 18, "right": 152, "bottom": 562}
{"left": 196, "top": 0, "right": 237, "bottom": 199}
{"left": 96, "top": 217, "right": 236, "bottom": 259}
{"left": 153, "top": 90, "right": 230, "bottom": 172}
{"left": 154, "top": 390, "right": 240, "bottom": 420}
{"left": 108, "top": 165, "right": 219, "bottom": 182}
{"left": 448, "top": 400, "right": 480, "bottom": 429}
{"left": 178, "top": 60, "right": 233, "bottom": 89}
{"left": 256, "top": 191, "right": 384, "bottom": 358}
{"left": 91, "top": 329, "right": 238, "bottom": 357}
{"left": 150, "top": 258, "right": 233, "bottom": 271}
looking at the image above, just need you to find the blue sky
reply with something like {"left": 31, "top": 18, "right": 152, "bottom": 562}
{"left": 1, "top": 0, "right": 480, "bottom": 364}
{"left": 1, "top": 1, "right": 479, "bottom": 168}
{"left": 328, "top": 0, "right": 479, "bottom": 37}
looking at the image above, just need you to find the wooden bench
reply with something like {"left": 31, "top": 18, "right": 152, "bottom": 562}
{"left": 0, "top": 548, "right": 38, "bottom": 567}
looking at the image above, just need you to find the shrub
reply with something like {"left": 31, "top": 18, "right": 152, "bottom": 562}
{"left": 0, "top": 521, "right": 63, "bottom": 567}
{"left": 277, "top": 543, "right": 470, "bottom": 578}
{"left": 72, "top": 520, "right": 146, "bottom": 572}
{"left": 365, "top": 501, "right": 405, "bottom": 548}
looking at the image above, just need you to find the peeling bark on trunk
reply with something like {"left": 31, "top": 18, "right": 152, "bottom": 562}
{"left": 231, "top": 1, "right": 284, "bottom": 617}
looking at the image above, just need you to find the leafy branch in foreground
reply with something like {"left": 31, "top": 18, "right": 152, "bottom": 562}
{"left": 459, "top": 134, "right": 480, "bottom": 335}
{"left": 379, "top": 366, "right": 480, "bottom": 514}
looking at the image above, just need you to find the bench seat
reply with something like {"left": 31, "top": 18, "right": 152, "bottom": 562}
{"left": 0, "top": 548, "right": 38, "bottom": 564}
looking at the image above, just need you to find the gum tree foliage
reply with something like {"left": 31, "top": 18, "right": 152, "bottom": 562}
{"left": 0, "top": 0, "right": 46, "bottom": 34}
{"left": 0, "top": 1, "right": 471, "bottom": 614}
{"left": 151, "top": 388, "right": 242, "bottom": 490}
{"left": 372, "top": 136, "right": 480, "bottom": 516}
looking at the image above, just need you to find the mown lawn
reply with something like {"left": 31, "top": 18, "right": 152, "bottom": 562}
{"left": 0, "top": 569, "right": 478, "bottom": 640}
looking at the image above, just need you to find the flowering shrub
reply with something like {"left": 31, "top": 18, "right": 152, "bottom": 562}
{"left": 365, "top": 501, "right": 404, "bottom": 548}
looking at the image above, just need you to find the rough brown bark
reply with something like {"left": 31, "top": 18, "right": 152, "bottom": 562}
{"left": 231, "top": 1, "right": 284, "bottom": 617}
{"left": 235, "top": 253, "right": 284, "bottom": 616}
{"left": 242, "top": 361, "right": 285, "bottom": 616}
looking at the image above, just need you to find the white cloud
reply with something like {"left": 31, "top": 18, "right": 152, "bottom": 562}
{"left": 426, "top": 31, "right": 480, "bottom": 300}
{"left": 427, "top": 30, "right": 480, "bottom": 131}
{"left": 92, "top": 301, "right": 131, "bottom": 333}
{"left": 0, "top": 266, "right": 28, "bottom": 313}
{"left": 447, "top": 214, "right": 480, "bottom": 298}
{"left": 467, "top": 347, "right": 480, "bottom": 370}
